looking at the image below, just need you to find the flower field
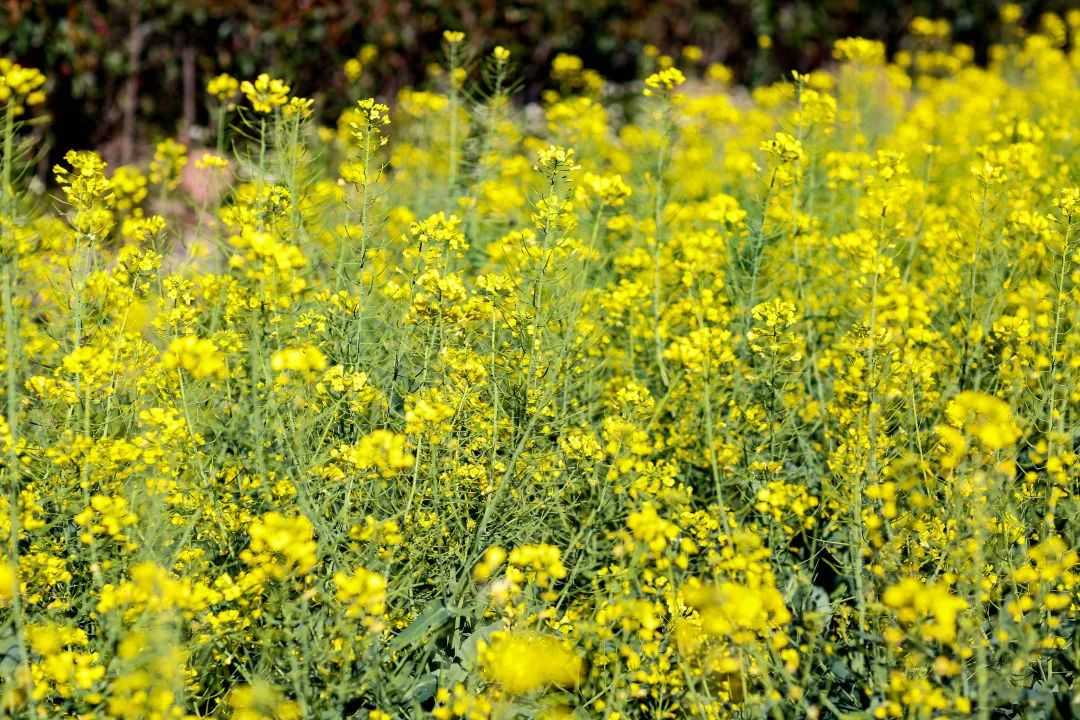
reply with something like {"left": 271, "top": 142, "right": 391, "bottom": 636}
{"left": 1, "top": 12, "right": 1079, "bottom": 720}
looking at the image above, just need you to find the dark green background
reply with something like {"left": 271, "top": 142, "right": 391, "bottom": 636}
{"left": 1, "top": 0, "right": 1073, "bottom": 162}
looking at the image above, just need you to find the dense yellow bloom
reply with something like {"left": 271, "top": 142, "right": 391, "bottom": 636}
{"left": 551, "top": 52, "right": 583, "bottom": 78}
{"left": 26, "top": 623, "right": 105, "bottom": 699}
{"left": 945, "top": 391, "right": 1022, "bottom": 450}
{"left": 110, "top": 164, "right": 148, "bottom": 211}
{"left": 5, "top": 18, "right": 1080, "bottom": 720}
{"left": 1013, "top": 535, "right": 1078, "bottom": 588}
{"left": 627, "top": 502, "right": 680, "bottom": 553}
{"left": 506, "top": 544, "right": 566, "bottom": 595}
{"left": 1053, "top": 186, "right": 1079, "bottom": 216}
{"left": 333, "top": 566, "right": 387, "bottom": 626}
{"left": 96, "top": 562, "right": 212, "bottom": 618}
{"left": 755, "top": 479, "right": 818, "bottom": 529}
{"left": 480, "top": 632, "right": 583, "bottom": 694}
{"left": 707, "top": 62, "right": 734, "bottom": 84}
{"left": 270, "top": 345, "right": 327, "bottom": 373}
{"left": 683, "top": 576, "right": 792, "bottom": 644}
{"left": 240, "top": 512, "right": 318, "bottom": 580}
{"left": 910, "top": 16, "right": 951, "bottom": 39}
{"left": 331, "top": 429, "right": 414, "bottom": 478}
{"left": 162, "top": 335, "right": 228, "bottom": 379}
{"left": 74, "top": 495, "right": 138, "bottom": 547}
{"left": 883, "top": 578, "right": 967, "bottom": 644}
{"left": 407, "top": 211, "right": 468, "bottom": 255}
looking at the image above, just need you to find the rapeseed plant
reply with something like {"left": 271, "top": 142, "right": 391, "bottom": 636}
{"left": 1, "top": 12, "right": 1080, "bottom": 720}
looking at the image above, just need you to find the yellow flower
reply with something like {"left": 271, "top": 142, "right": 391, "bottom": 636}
{"left": 706, "top": 62, "right": 733, "bottom": 84}
{"left": 643, "top": 67, "right": 686, "bottom": 95}
{"left": 74, "top": 495, "right": 138, "bottom": 547}
{"left": 194, "top": 152, "right": 229, "bottom": 171}
{"left": 971, "top": 160, "right": 1007, "bottom": 185}
{"left": 0, "top": 559, "right": 15, "bottom": 606}
{"left": 161, "top": 336, "right": 227, "bottom": 380}
{"left": 432, "top": 684, "right": 491, "bottom": 720}
{"left": 344, "top": 58, "right": 363, "bottom": 82}
{"left": 507, "top": 544, "right": 566, "bottom": 593}
{"left": 240, "top": 73, "right": 291, "bottom": 113}
{"left": 472, "top": 546, "right": 506, "bottom": 582}
{"left": 684, "top": 575, "right": 792, "bottom": 644}
{"left": 480, "top": 632, "right": 583, "bottom": 694}
{"left": 206, "top": 72, "right": 239, "bottom": 101}
{"left": 682, "top": 45, "right": 703, "bottom": 62}
{"left": 832, "top": 37, "right": 887, "bottom": 64}
{"left": 228, "top": 683, "right": 303, "bottom": 720}
{"left": 348, "top": 97, "right": 392, "bottom": 150}
{"left": 270, "top": 345, "right": 327, "bottom": 373}
{"left": 331, "top": 430, "right": 414, "bottom": 478}
{"left": 109, "top": 165, "right": 148, "bottom": 211}
{"left": 0, "top": 58, "right": 46, "bottom": 115}
{"left": 583, "top": 172, "right": 632, "bottom": 208}
{"left": 883, "top": 578, "right": 967, "bottom": 645}
{"left": 535, "top": 145, "right": 578, "bottom": 173}
{"left": 627, "top": 502, "right": 680, "bottom": 553}
{"left": 551, "top": 53, "right": 583, "bottom": 78}
{"left": 148, "top": 138, "right": 188, "bottom": 190}
{"left": 944, "top": 391, "right": 1022, "bottom": 450}
{"left": 1053, "top": 186, "right": 1079, "bottom": 217}
{"left": 240, "top": 512, "right": 318, "bottom": 580}
{"left": 333, "top": 567, "right": 387, "bottom": 625}
{"left": 283, "top": 96, "right": 315, "bottom": 119}
{"left": 53, "top": 150, "right": 115, "bottom": 237}
{"left": 760, "top": 132, "right": 805, "bottom": 162}
{"left": 1000, "top": 3, "right": 1023, "bottom": 24}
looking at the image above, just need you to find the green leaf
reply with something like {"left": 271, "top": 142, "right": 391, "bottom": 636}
{"left": 401, "top": 671, "right": 438, "bottom": 703}
{"left": 390, "top": 599, "right": 455, "bottom": 652}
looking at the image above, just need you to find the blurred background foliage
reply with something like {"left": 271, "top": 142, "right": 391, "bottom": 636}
{"left": 0, "top": 0, "right": 1074, "bottom": 165}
